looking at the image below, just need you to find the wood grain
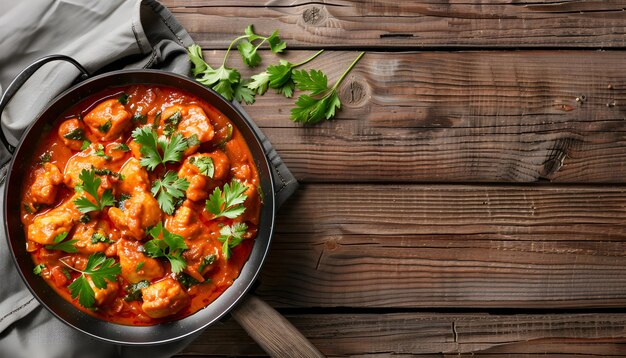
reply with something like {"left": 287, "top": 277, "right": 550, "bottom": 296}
{"left": 177, "top": 313, "right": 626, "bottom": 356}
{"left": 162, "top": 0, "right": 626, "bottom": 49}
{"left": 252, "top": 184, "right": 626, "bottom": 308}
{"left": 199, "top": 50, "right": 626, "bottom": 183}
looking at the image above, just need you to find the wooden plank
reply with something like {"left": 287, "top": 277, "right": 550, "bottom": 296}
{"left": 253, "top": 184, "right": 626, "bottom": 308}
{"left": 162, "top": 0, "right": 626, "bottom": 49}
{"left": 176, "top": 313, "right": 626, "bottom": 356}
{"left": 198, "top": 50, "right": 626, "bottom": 183}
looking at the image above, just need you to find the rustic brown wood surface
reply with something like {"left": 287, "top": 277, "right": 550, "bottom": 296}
{"left": 164, "top": 0, "right": 626, "bottom": 356}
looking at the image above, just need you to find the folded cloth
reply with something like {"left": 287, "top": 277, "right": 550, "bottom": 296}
{"left": 0, "top": 1, "right": 298, "bottom": 357}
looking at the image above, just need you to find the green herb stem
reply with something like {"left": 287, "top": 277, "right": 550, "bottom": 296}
{"left": 332, "top": 51, "right": 365, "bottom": 91}
{"left": 223, "top": 35, "right": 249, "bottom": 66}
{"left": 293, "top": 49, "right": 325, "bottom": 68}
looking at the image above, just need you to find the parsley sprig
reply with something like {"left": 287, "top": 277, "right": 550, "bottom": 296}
{"left": 45, "top": 231, "right": 78, "bottom": 253}
{"left": 62, "top": 252, "right": 121, "bottom": 308}
{"left": 73, "top": 169, "right": 115, "bottom": 213}
{"left": 218, "top": 223, "right": 248, "bottom": 260}
{"left": 247, "top": 49, "right": 324, "bottom": 98}
{"left": 151, "top": 171, "right": 190, "bottom": 215}
{"left": 188, "top": 26, "right": 285, "bottom": 102}
{"left": 131, "top": 127, "right": 189, "bottom": 171}
{"left": 205, "top": 179, "right": 248, "bottom": 219}
{"left": 189, "top": 156, "right": 215, "bottom": 178}
{"left": 143, "top": 222, "right": 188, "bottom": 273}
{"left": 291, "top": 51, "right": 365, "bottom": 124}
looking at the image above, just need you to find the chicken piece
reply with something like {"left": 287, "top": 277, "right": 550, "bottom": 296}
{"left": 27, "top": 197, "right": 82, "bottom": 245}
{"left": 160, "top": 105, "right": 214, "bottom": 143}
{"left": 58, "top": 118, "right": 86, "bottom": 151}
{"left": 165, "top": 203, "right": 203, "bottom": 240}
{"left": 141, "top": 278, "right": 190, "bottom": 318}
{"left": 30, "top": 163, "right": 63, "bottom": 205}
{"left": 118, "top": 157, "right": 150, "bottom": 194}
{"left": 83, "top": 99, "right": 131, "bottom": 141}
{"left": 73, "top": 221, "right": 115, "bottom": 255}
{"left": 117, "top": 239, "right": 165, "bottom": 283}
{"left": 177, "top": 150, "right": 230, "bottom": 202}
{"left": 63, "top": 150, "right": 108, "bottom": 188}
{"left": 87, "top": 276, "right": 118, "bottom": 307}
{"left": 108, "top": 191, "right": 161, "bottom": 240}
{"left": 128, "top": 139, "right": 142, "bottom": 160}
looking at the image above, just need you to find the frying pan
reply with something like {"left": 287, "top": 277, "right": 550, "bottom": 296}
{"left": 1, "top": 55, "right": 323, "bottom": 357}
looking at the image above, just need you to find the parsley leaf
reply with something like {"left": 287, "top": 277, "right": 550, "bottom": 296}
{"left": 176, "top": 272, "right": 202, "bottom": 289}
{"left": 218, "top": 222, "right": 248, "bottom": 260}
{"left": 135, "top": 262, "right": 145, "bottom": 272}
{"left": 124, "top": 280, "right": 149, "bottom": 301}
{"left": 163, "top": 110, "right": 182, "bottom": 137}
{"left": 131, "top": 127, "right": 189, "bottom": 171}
{"left": 198, "top": 65, "right": 240, "bottom": 101}
{"left": 132, "top": 113, "right": 147, "bottom": 124}
{"left": 234, "top": 80, "right": 256, "bottom": 105}
{"left": 151, "top": 171, "right": 189, "bottom": 215}
{"left": 91, "top": 232, "right": 114, "bottom": 244}
{"left": 191, "top": 156, "right": 215, "bottom": 177}
{"left": 94, "top": 144, "right": 111, "bottom": 160}
{"left": 247, "top": 50, "right": 324, "bottom": 98}
{"left": 63, "top": 128, "right": 85, "bottom": 140}
{"left": 118, "top": 93, "right": 129, "bottom": 105}
{"left": 39, "top": 151, "right": 52, "bottom": 163}
{"left": 144, "top": 222, "right": 188, "bottom": 273}
{"left": 205, "top": 179, "right": 248, "bottom": 219}
{"left": 33, "top": 263, "right": 46, "bottom": 276}
{"left": 65, "top": 252, "right": 121, "bottom": 308}
{"left": 72, "top": 169, "right": 116, "bottom": 213}
{"left": 80, "top": 140, "right": 91, "bottom": 151}
{"left": 198, "top": 254, "right": 217, "bottom": 273}
{"left": 98, "top": 120, "right": 112, "bottom": 133}
{"left": 237, "top": 40, "right": 261, "bottom": 67}
{"left": 290, "top": 52, "right": 364, "bottom": 124}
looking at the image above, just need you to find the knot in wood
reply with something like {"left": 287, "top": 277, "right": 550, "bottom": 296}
{"left": 303, "top": 6, "right": 325, "bottom": 25}
{"left": 340, "top": 80, "right": 368, "bottom": 106}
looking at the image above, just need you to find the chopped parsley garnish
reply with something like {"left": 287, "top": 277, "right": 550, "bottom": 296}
{"left": 163, "top": 110, "right": 182, "bottom": 137}
{"left": 91, "top": 232, "right": 114, "bottom": 244}
{"left": 23, "top": 202, "right": 40, "bottom": 214}
{"left": 39, "top": 151, "right": 52, "bottom": 163}
{"left": 63, "top": 128, "right": 85, "bottom": 141}
{"left": 118, "top": 93, "right": 129, "bottom": 105}
{"left": 115, "top": 143, "right": 130, "bottom": 152}
{"left": 190, "top": 156, "right": 214, "bottom": 178}
{"left": 131, "top": 126, "right": 189, "bottom": 171}
{"left": 205, "top": 179, "right": 248, "bottom": 219}
{"left": 92, "top": 167, "right": 124, "bottom": 180}
{"left": 143, "top": 222, "right": 188, "bottom": 273}
{"left": 73, "top": 169, "right": 116, "bottom": 213}
{"left": 132, "top": 113, "right": 147, "bottom": 124}
{"left": 152, "top": 111, "right": 162, "bottom": 129}
{"left": 117, "top": 193, "right": 131, "bottom": 210}
{"left": 198, "top": 254, "right": 217, "bottom": 273}
{"left": 123, "top": 280, "right": 149, "bottom": 301}
{"left": 218, "top": 222, "right": 248, "bottom": 260}
{"left": 151, "top": 171, "right": 189, "bottom": 215}
{"left": 176, "top": 272, "right": 202, "bottom": 289}
{"left": 98, "top": 120, "right": 112, "bottom": 133}
{"left": 80, "top": 140, "right": 91, "bottom": 151}
{"left": 64, "top": 252, "right": 121, "bottom": 308}
{"left": 33, "top": 263, "right": 46, "bottom": 276}
{"left": 94, "top": 144, "right": 111, "bottom": 160}
{"left": 44, "top": 231, "right": 78, "bottom": 253}
{"left": 135, "top": 261, "right": 145, "bottom": 272}
{"left": 79, "top": 214, "right": 91, "bottom": 224}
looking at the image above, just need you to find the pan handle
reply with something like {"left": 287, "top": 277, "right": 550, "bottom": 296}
{"left": 0, "top": 55, "right": 89, "bottom": 154}
{"left": 231, "top": 295, "right": 325, "bottom": 358}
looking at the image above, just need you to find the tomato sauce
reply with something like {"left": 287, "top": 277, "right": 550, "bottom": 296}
{"left": 19, "top": 85, "right": 261, "bottom": 325}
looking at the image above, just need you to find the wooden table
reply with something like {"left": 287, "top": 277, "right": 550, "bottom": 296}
{"left": 164, "top": 1, "right": 626, "bottom": 356}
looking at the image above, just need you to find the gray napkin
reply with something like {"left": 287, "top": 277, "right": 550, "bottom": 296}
{"left": 0, "top": 1, "right": 297, "bottom": 357}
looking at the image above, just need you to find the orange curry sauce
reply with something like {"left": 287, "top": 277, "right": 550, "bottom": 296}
{"left": 20, "top": 85, "right": 261, "bottom": 325}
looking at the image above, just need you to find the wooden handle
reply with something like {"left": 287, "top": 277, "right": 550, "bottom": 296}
{"left": 231, "top": 295, "right": 325, "bottom": 358}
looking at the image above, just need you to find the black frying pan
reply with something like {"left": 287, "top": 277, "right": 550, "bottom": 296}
{"left": 1, "top": 55, "right": 323, "bottom": 357}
